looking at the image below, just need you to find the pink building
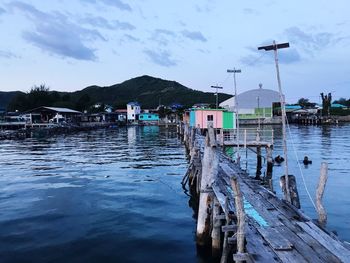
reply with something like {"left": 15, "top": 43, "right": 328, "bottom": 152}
{"left": 190, "top": 109, "right": 235, "bottom": 129}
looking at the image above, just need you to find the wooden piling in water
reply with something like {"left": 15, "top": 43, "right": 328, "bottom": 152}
{"left": 231, "top": 176, "right": 247, "bottom": 263}
{"left": 280, "top": 175, "right": 300, "bottom": 209}
{"left": 316, "top": 162, "right": 328, "bottom": 227}
{"left": 196, "top": 126, "right": 219, "bottom": 246}
{"left": 256, "top": 146, "right": 262, "bottom": 180}
{"left": 266, "top": 146, "right": 273, "bottom": 191}
{"left": 211, "top": 196, "right": 222, "bottom": 257}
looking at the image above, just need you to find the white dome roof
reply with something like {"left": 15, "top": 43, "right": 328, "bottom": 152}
{"left": 220, "top": 88, "right": 281, "bottom": 109}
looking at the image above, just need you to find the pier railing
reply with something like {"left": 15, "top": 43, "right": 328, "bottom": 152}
{"left": 218, "top": 128, "right": 274, "bottom": 147}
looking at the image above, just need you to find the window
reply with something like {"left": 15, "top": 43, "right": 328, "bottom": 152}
{"left": 131, "top": 106, "right": 134, "bottom": 110}
{"left": 207, "top": 115, "right": 213, "bottom": 121}
{"left": 132, "top": 114, "right": 134, "bottom": 117}
{"left": 148, "top": 115, "right": 151, "bottom": 119}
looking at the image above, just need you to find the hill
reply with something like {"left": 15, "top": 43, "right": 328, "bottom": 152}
{"left": 0, "top": 91, "right": 25, "bottom": 109}
{"left": 70, "top": 75, "right": 232, "bottom": 108}
{"left": 6, "top": 75, "right": 232, "bottom": 111}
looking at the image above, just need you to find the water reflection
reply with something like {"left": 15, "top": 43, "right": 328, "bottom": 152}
{"left": 0, "top": 127, "right": 198, "bottom": 263}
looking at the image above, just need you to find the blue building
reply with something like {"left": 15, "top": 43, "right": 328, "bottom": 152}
{"left": 139, "top": 113, "right": 159, "bottom": 123}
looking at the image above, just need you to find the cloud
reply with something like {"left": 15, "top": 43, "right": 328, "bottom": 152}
{"left": 124, "top": 34, "right": 140, "bottom": 42}
{"left": 181, "top": 30, "right": 207, "bottom": 42}
{"left": 144, "top": 49, "right": 177, "bottom": 67}
{"left": 243, "top": 8, "right": 259, "bottom": 15}
{"left": 240, "top": 26, "right": 344, "bottom": 67}
{"left": 80, "top": 16, "right": 135, "bottom": 30}
{"left": 8, "top": 1, "right": 105, "bottom": 61}
{"left": 283, "top": 27, "right": 334, "bottom": 53}
{"left": 0, "top": 50, "right": 19, "bottom": 59}
{"left": 0, "top": 7, "right": 6, "bottom": 15}
{"left": 151, "top": 29, "right": 177, "bottom": 46}
{"left": 80, "top": 0, "right": 131, "bottom": 11}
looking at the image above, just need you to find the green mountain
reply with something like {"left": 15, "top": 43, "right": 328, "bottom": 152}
{"left": 71, "top": 75, "right": 232, "bottom": 108}
{"left": 6, "top": 75, "right": 233, "bottom": 111}
{"left": 0, "top": 91, "right": 25, "bottom": 109}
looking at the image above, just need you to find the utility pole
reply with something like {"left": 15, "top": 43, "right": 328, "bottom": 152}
{"left": 211, "top": 85, "right": 223, "bottom": 109}
{"left": 227, "top": 68, "right": 242, "bottom": 165}
{"left": 258, "top": 41, "right": 291, "bottom": 203}
{"left": 257, "top": 96, "right": 260, "bottom": 130}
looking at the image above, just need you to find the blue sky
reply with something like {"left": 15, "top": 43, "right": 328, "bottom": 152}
{"left": 0, "top": 0, "right": 349, "bottom": 103}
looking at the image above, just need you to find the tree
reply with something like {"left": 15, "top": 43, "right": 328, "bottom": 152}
{"left": 320, "top": 92, "right": 332, "bottom": 117}
{"left": 76, "top": 94, "right": 91, "bottom": 112}
{"left": 297, "top": 98, "right": 316, "bottom": 108}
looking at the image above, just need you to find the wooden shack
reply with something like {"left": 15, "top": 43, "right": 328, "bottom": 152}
{"left": 189, "top": 109, "right": 235, "bottom": 129}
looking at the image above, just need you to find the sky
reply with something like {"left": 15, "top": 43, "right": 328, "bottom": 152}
{"left": 0, "top": 0, "right": 349, "bottom": 103}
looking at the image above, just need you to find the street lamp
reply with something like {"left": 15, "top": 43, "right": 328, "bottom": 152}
{"left": 211, "top": 85, "right": 223, "bottom": 109}
{"left": 227, "top": 68, "right": 241, "bottom": 165}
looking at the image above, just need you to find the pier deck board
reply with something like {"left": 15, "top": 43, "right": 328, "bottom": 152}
{"left": 214, "top": 153, "right": 350, "bottom": 262}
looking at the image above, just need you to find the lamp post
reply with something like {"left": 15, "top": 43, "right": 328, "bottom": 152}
{"left": 258, "top": 41, "right": 291, "bottom": 203}
{"left": 227, "top": 68, "right": 241, "bottom": 165}
{"left": 211, "top": 85, "right": 223, "bottom": 109}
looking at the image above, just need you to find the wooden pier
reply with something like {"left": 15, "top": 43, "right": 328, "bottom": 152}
{"left": 179, "top": 123, "right": 350, "bottom": 262}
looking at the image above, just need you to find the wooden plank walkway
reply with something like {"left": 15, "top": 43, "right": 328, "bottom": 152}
{"left": 180, "top": 123, "right": 350, "bottom": 262}
{"left": 215, "top": 152, "right": 350, "bottom": 262}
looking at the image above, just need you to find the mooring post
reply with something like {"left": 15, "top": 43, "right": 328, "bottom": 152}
{"left": 220, "top": 197, "right": 231, "bottom": 263}
{"left": 211, "top": 196, "right": 222, "bottom": 257}
{"left": 280, "top": 175, "right": 300, "bottom": 209}
{"left": 316, "top": 162, "right": 328, "bottom": 227}
{"left": 256, "top": 146, "right": 262, "bottom": 180}
{"left": 231, "top": 177, "right": 246, "bottom": 263}
{"left": 266, "top": 146, "right": 273, "bottom": 190}
{"left": 196, "top": 126, "right": 219, "bottom": 246}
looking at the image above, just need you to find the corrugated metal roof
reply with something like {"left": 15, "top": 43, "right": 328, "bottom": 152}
{"left": 26, "top": 106, "right": 81, "bottom": 114}
{"left": 43, "top": 107, "right": 81, "bottom": 113}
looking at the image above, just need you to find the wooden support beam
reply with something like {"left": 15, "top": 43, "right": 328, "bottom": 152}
{"left": 316, "top": 162, "right": 328, "bottom": 227}
{"left": 266, "top": 146, "right": 274, "bottom": 191}
{"left": 255, "top": 146, "right": 262, "bottom": 180}
{"left": 220, "top": 197, "right": 231, "bottom": 263}
{"left": 212, "top": 197, "right": 222, "bottom": 258}
{"left": 280, "top": 175, "right": 300, "bottom": 209}
{"left": 231, "top": 177, "right": 246, "bottom": 263}
{"left": 222, "top": 224, "right": 237, "bottom": 232}
{"left": 196, "top": 127, "right": 219, "bottom": 246}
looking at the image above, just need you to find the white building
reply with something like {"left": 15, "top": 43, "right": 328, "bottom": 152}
{"left": 220, "top": 86, "right": 281, "bottom": 120}
{"left": 127, "top": 102, "right": 141, "bottom": 121}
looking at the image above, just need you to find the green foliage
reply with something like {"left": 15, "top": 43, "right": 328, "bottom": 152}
{"left": 330, "top": 108, "right": 350, "bottom": 116}
{"left": 333, "top": 97, "right": 350, "bottom": 107}
{"left": 6, "top": 76, "right": 232, "bottom": 112}
{"left": 297, "top": 98, "right": 316, "bottom": 108}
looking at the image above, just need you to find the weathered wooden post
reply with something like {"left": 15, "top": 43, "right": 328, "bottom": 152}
{"left": 220, "top": 197, "right": 231, "bottom": 263}
{"left": 280, "top": 175, "right": 300, "bottom": 209}
{"left": 255, "top": 130, "right": 262, "bottom": 180}
{"left": 256, "top": 146, "right": 262, "bottom": 180}
{"left": 316, "top": 162, "right": 328, "bottom": 227}
{"left": 211, "top": 197, "right": 222, "bottom": 257}
{"left": 196, "top": 126, "right": 219, "bottom": 246}
{"left": 231, "top": 176, "right": 248, "bottom": 263}
{"left": 265, "top": 146, "right": 274, "bottom": 191}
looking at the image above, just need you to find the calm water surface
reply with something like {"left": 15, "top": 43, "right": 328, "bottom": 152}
{"left": 0, "top": 124, "right": 349, "bottom": 263}
{"left": 0, "top": 127, "right": 201, "bottom": 263}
